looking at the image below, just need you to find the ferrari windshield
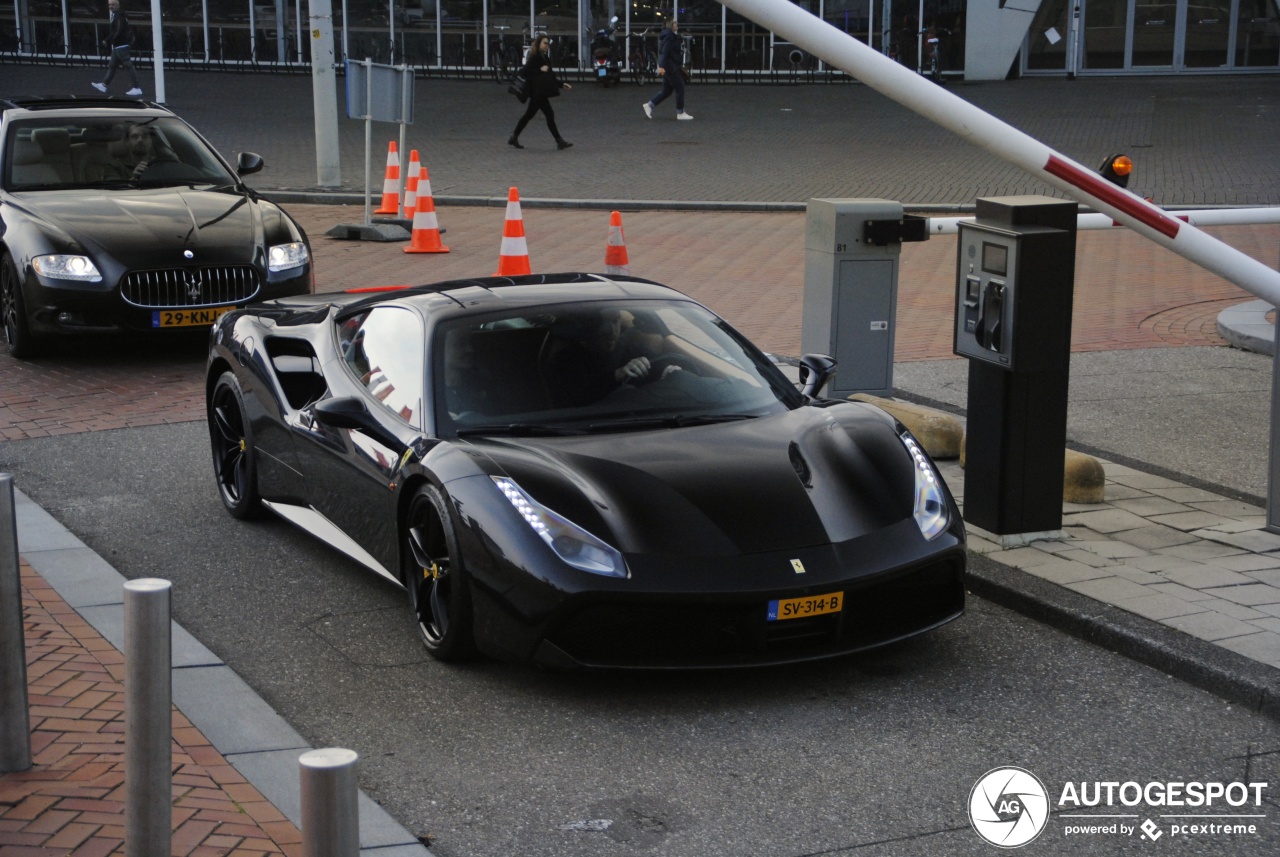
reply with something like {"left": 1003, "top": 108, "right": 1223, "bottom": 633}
{"left": 3, "top": 116, "right": 237, "bottom": 191}
{"left": 433, "top": 300, "right": 803, "bottom": 434}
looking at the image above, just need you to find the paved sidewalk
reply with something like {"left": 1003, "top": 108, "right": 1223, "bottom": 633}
{"left": 2, "top": 562, "right": 301, "bottom": 855}
{"left": 3, "top": 491, "right": 432, "bottom": 856}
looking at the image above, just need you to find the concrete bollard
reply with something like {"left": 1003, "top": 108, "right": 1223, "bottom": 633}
{"left": 0, "top": 474, "right": 32, "bottom": 773}
{"left": 124, "top": 579, "right": 172, "bottom": 857}
{"left": 300, "top": 748, "right": 361, "bottom": 857}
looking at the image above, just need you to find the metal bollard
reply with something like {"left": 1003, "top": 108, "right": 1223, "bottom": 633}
{"left": 300, "top": 748, "right": 361, "bottom": 857}
{"left": 124, "top": 579, "right": 172, "bottom": 857}
{"left": 0, "top": 474, "right": 32, "bottom": 773}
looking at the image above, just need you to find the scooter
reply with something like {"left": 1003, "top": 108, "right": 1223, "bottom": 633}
{"left": 590, "top": 16, "right": 622, "bottom": 87}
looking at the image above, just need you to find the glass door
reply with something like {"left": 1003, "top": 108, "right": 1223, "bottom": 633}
{"left": 1184, "top": 0, "right": 1233, "bottom": 66}
{"left": 1132, "top": 0, "right": 1178, "bottom": 65}
{"left": 1083, "top": 0, "right": 1130, "bottom": 68}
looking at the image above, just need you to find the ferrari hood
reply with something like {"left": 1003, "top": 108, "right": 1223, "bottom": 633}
{"left": 472, "top": 404, "right": 919, "bottom": 557}
{"left": 31, "top": 188, "right": 261, "bottom": 262}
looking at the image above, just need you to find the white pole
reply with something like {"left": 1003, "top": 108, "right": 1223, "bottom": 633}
{"left": 927, "top": 206, "right": 1280, "bottom": 235}
{"left": 300, "top": 748, "right": 360, "bottom": 857}
{"left": 915, "top": 0, "right": 922, "bottom": 73}
{"left": 124, "top": 579, "right": 172, "bottom": 857}
{"left": 717, "top": 0, "right": 1280, "bottom": 306}
{"left": 0, "top": 475, "right": 31, "bottom": 774}
{"left": 309, "top": 0, "right": 341, "bottom": 187}
{"left": 149, "top": 0, "right": 166, "bottom": 102}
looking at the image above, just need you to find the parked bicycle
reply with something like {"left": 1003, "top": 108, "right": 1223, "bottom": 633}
{"left": 491, "top": 24, "right": 522, "bottom": 83}
{"left": 627, "top": 27, "right": 658, "bottom": 85}
{"left": 920, "top": 26, "right": 950, "bottom": 83}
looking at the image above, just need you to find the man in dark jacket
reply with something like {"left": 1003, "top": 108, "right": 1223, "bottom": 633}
{"left": 92, "top": 0, "right": 143, "bottom": 97}
{"left": 642, "top": 19, "right": 692, "bottom": 121}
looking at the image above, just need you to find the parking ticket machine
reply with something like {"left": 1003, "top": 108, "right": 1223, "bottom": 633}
{"left": 954, "top": 197, "right": 1077, "bottom": 537}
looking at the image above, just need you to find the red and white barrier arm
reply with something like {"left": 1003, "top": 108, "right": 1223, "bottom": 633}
{"left": 717, "top": 0, "right": 1280, "bottom": 304}
{"left": 927, "top": 207, "right": 1280, "bottom": 235}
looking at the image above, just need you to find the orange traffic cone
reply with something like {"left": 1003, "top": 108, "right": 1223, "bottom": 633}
{"left": 495, "top": 187, "right": 531, "bottom": 276}
{"left": 604, "top": 210, "right": 629, "bottom": 275}
{"left": 404, "top": 166, "right": 449, "bottom": 254}
{"left": 401, "top": 150, "right": 421, "bottom": 219}
{"left": 373, "top": 141, "right": 400, "bottom": 215}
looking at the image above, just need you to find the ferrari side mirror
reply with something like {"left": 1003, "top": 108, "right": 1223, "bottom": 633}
{"left": 237, "top": 151, "right": 265, "bottom": 176}
{"left": 313, "top": 396, "right": 409, "bottom": 456}
{"left": 798, "top": 353, "right": 837, "bottom": 399}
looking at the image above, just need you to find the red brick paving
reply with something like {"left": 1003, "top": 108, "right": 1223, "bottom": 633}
{"left": 1, "top": 561, "right": 302, "bottom": 857}
{"left": 1, "top": 205, "right": 1273, "bottom": 443}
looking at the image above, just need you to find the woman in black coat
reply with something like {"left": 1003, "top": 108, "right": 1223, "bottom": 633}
{"left": 509, "top": 36, "right": 573, "bottom": 150}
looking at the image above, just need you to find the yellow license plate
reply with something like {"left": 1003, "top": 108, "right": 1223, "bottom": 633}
{"left": 152, "top": 307, "right": 234, "bottom": 328}
{"left": 767, "top": 591, "right": 843, "bottom": 622}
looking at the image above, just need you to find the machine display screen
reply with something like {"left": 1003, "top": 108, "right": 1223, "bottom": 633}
{"left": 982, "top": 242, "right": 1008, "bottom": 276}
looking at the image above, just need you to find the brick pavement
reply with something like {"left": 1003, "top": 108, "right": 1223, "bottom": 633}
{"left": 1, "top": 560, "right": 301, "bottom": 857}
{"left": 1, "top": 204, "right": 1274, "bottom": 441}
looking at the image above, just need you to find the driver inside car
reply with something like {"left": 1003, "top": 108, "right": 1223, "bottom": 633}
{"left": 544, "top": 309, "right": 677, "bottom": 407}
{"left": 113, "top": 122, "right": 179, "bottom": 179}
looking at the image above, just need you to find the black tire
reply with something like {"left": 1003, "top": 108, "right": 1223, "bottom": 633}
{"left": 208, "top": 371, "right": 266, "bottom": 520}
{"left": 1, "top": 253, "right": 38, "bottom": 359}
{"left": 404, "top": 485, "right": 477, "bottom": 661}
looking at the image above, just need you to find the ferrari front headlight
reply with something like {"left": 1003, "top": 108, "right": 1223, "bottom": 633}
{"left": 268, "top": 241, "right": 309, "bottom": 272}
{"left": 492, "top": 476, "right": 628, "bottom": 578}
{"left": 901, "top": 432, "right": 949, "bottom": 540}
{"left": 32, "top": 255, "right": 102, "bottom": 282}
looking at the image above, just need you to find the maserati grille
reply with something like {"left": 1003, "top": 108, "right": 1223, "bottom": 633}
{"left": 121, "top": 266, "right": 261, "bottom": 308}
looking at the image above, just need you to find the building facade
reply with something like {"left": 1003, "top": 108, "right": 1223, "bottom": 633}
{"left": 2, "top": 0, "right": 1276, "bottom": 78}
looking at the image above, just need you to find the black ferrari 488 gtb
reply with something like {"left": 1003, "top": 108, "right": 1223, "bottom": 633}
{"left": 206, "top": 273, "right": 965, "bottom": 669}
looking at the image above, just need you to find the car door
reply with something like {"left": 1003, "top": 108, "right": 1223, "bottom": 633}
{"left": 292, "top": 305, "right": 427, "bottom": 572}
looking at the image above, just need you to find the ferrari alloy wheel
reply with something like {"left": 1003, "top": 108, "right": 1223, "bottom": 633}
{"left": 404, "top": 485, "right": 476, "bottom": 661}
{"left": 208, "top": 372, "right": 265, "bottom": 519}
{"left": 1, "top": 253, "right": 37, "bottom": 359}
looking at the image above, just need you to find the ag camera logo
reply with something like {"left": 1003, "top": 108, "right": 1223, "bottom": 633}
{"left": 969, "top": 767, "right": 1050, "bottom": 848}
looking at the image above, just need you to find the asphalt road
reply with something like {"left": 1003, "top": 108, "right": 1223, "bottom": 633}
{"left": 3, "top": 363, "right": 1280, "bottom": 856}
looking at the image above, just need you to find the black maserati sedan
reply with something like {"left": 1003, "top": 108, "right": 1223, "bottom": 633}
{"left": 1, "top": 95, "right": 311, "bottom": 357}
{"left": 206, "top": 274, "right": 966, "bottom": 669}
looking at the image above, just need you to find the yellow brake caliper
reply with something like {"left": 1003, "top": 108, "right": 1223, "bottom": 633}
{"left": 423, "top": 561, "right": 441, "bottom": 582}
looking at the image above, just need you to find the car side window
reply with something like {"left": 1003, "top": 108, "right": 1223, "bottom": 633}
{"left": 339, "top": 307, "right": 425, "bottom": 428}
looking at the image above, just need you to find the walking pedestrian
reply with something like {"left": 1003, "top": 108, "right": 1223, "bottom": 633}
{"left": 508, "top": 35, "right": 573, "bottom": 150}
{"left": 642, "top": 19, "right": 692, "bottom": 121}
{"left": 92, "top": 0, "right": 143, "bottom": 97}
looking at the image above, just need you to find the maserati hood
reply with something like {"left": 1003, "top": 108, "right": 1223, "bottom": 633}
{"left": 473, "top": 404, "right": 922, "bottom": 557}
{"left": 30, "top": 187, "right": 262, "bottom": 264}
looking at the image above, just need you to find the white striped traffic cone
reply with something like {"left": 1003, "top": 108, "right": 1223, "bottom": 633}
{"left": 495, "top": 187, "right": 531, "bottom": 276}
{"left": 604, "top": 210, "right": 629, "bottom": 275}
{"left": 401, "top": 149, "right": 421, "bottom": 219}
{"left": 373, "top": 141, "right": 400, "bottom": 215}
{"left": 404, "top": 166, "right": 449, "bottom": 254}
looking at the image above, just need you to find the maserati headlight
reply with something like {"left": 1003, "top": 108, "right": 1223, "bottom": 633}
{"left": 32, "top": 255, "right": 102, "bottom": 282}
{"left": 492, "top": 476, "right": 628, "bottom": 578}
{"left": 268, "top": 241, "right": 309, "bottom": 272}
{"left": 900, "top": 432, "right": 949, "bottom": 540}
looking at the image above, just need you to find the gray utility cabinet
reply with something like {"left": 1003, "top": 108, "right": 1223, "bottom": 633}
{"left": 801, "top": 198, "right": 906, "bottom": 399}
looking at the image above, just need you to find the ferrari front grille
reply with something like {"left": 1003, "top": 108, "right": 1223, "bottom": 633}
{"left": 120, "top": 266, "right": 261, "bottom": 309}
